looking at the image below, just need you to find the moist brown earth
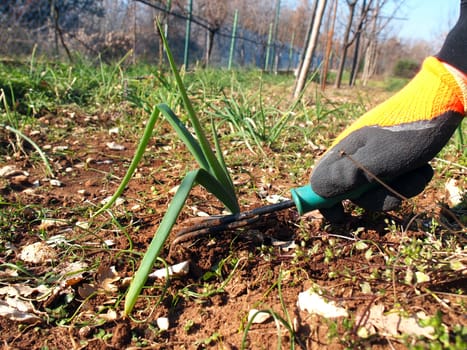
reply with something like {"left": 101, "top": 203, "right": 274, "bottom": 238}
{"left": 0, "top": 108, "right": 465, "bottom": 349}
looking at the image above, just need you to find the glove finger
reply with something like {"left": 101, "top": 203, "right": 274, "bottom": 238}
{"left": 319, "top": 202, "right": 346, "bottom": 224}
{"left": 353, "top": 164, "right": 434, "bottom": 212}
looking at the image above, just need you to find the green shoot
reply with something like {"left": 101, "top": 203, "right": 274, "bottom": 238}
{"left": 93, "top": 20, "right": 240, "bottom": 315}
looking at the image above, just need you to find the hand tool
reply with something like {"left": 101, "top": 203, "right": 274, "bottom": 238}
{"left": 173, "top": 183, "right": 375, "bottom": 245}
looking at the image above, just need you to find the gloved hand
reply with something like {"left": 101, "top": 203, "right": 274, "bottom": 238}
{"left": 309, "top": 1, "right": 467, "bottom": 223}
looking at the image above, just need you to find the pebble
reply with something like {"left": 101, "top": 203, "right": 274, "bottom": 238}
{"left": 156, "top": 317, "right": 169, "bottom": 331}
{"left": 106, "top": 142, "right": 125, "bottom": 151}
{"left": 248, "top": 309, "right": 271, "bottom": 324}
{"left": 50, "top": 179, "right": 63, "bottom": 187}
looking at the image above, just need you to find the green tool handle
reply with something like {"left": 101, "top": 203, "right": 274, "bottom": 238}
{"left": 290, "top": 182, "right": 376, "bottom": 215}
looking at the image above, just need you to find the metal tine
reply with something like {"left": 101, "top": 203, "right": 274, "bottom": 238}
{"left": 175, "top": 199, "right": 295, "bottom": 237}
{"left": 172, "top": 216, "right": 261, "bottom": 246}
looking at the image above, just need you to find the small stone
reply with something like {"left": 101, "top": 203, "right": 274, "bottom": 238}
{"left": 53, "top": 145, "right": 68, "bottom": 152}
{"left": 248, "top": 309, "right": 271, "bottom": 324}
{"left": 130, "top": 204, "right": 141, "bottom": 211}
{"left": 100, "top": 196, "right": 125, "bottom": 206}
{"left": 108, "top": 127, "right": 119, "bottom": 135}
{"left": 50, "top": 179, "right": 63, "bottom": 187}
{"left": 77, "top": 189, "right": 89, "bottom": 196}
{"left": 79, "top": 325, "right": 92, "bottom": 338}
{"left": 75, "top": 221, "right": 90, "bottom": 230}
{"left": 149, "top": 261, "right": 190, "bottom": 279}
{"left": 156, "top": 317, "right": 169, "bottom": 331}
{"left": 106, "top": 142, "right": 125, "bottom": 151}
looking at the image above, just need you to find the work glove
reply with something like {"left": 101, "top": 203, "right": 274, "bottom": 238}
{"left": 309, "top": 1, "right": 467, "bottom": 223}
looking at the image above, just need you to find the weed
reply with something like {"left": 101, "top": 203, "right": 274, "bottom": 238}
{"left": 408, "top": 311, "right": 467, "bottom": 349}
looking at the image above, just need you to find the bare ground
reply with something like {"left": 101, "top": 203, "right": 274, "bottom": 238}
{"left": 0, "top": 107, "right": 466, "bottom": 349}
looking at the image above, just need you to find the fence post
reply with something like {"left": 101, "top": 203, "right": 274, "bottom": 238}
{"left": 164, "top": 0, "right": 172, "bottom": 43}
{"left": 264, "top": 23, "right": 273, "bottom": 71}
{"left": 228, "top": 9, "right": 239, "bottom": 70}
{"left": 272, "top": 0, "right": 281, "bottom": 72}
{"left": 184, "top": 0, "right": 193, "bottom": 69}
{"left": 288, "top": 31, "right": 295, "bottom": 72}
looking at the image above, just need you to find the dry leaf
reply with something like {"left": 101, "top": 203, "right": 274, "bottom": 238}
{"left": 0, "top": 165, "right": 28, "bottom": 178}
{"left": 19, "top": 242, "right": 57, "bottom": 263}
{"left": 78, "top": 265, "right": 120, "bottom": 298}
{"left": 0, "top": 284, "right": 49, "bottom": 298}
{"left": 271, "top": 238, "right": 297, "bottom": 251}
{"left": 97, "top": 265, "right": 120, "bottom": 293}
{"left": 38, "top": 219, "right": 68, "bottom": 231}
{"left": 0, "top": 297, "right": 41, "bottom": 323}
{"left": 56, "top": 261, "right": 89, "bottom": 287}
{"left": 359, "top": 304, "right": 435, "bottom": 339}
{"left": 78, "top": 283, "right": 97, "bottom": 299}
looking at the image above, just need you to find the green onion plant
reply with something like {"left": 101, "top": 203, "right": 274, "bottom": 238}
{"left": 94, "top": 22, "right": 240, "bottom": 315}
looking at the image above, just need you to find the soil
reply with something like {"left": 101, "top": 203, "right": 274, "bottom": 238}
{"left": 0, "top": 108, "right": 466, "bottom": 349}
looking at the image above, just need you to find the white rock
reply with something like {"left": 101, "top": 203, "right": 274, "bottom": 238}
{"left": 248, "top": 309, "right": 271, "bottom": 324}
{"left": 157, "top": 317, "right": 169, "bottom": 330}
{"left": 108, "top": 127, "right": 119, "bottom": 135}
{"left": 106, "top": 142, "right": 125, "bottom": 151}
{"left": 100, "top": 196, "right": 125, "bottom": 206}
{"left": 445, "top": 179, "right": 464, "bottom": 206}
{"left": 265, "top": 194, "right": 290, "bottom": 204}
{"left": 53, "top": 146, "right": 68, "bottom": 152}
{"left": 50, "top": 179, "right": 63, "bottom": 187}
{"left": 149, "top": 261, "right": 190, "bottom": 279}
{"left": 297, "top": 289, "right": 348, "bottom": 318}
{"left": 75, "top": 221, "right": 90, "bottom": 230}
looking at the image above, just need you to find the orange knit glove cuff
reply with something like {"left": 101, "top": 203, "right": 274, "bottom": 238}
{"left": 330, "top": 57, "right": 466, "bottom": 148}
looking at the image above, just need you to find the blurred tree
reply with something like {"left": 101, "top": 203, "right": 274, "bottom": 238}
{"left": 334, "top": 0, "right": 358, "bottom": 88}
{"left": 361, "top": 0, "right": 407, "bottom": 85}
{"left": 196, "top": 0, "right": 228, "bottom": 66}
{"left": 0, "top": 0, "right": 104, "bottom": 58}
{"left": 0, "top": 0, "right": 104, "bottom": 31}
{"left": 294, "top": 0, "right": 328, "bottom": 98}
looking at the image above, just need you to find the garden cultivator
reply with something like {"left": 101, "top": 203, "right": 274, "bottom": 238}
{"left": 173, "top": 183, "right": 375, "bottom": 245}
